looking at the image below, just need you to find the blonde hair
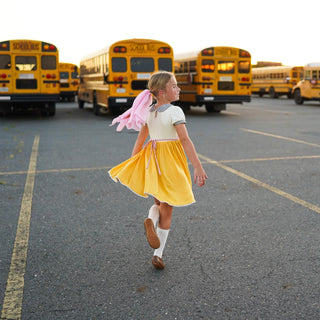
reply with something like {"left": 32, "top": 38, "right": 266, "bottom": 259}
{"left": 148, "top": 71, "right": 174, "bottom": 97}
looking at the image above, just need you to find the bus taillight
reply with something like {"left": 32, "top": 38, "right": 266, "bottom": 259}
{"left": 114, "top": 46, "right": 127, "bottom": 53}
{"left": 241, "top": 77, "right": 250, "bottom": 82}
{"left": 201, "top": 48, "right": 214, "bottom": 56}
{"left": 42, "top": 42, "right": 57, "bottom": 52}
{"left": 0, "top": 41, "right": 9, "bottom": 51}
{"left": 158, "top": 47, "right": 171, "bottom": 53}
{"left": 46, "top": 73, "right": 56, "bottom": 79}
{"left": 239, "top": 50, "right": 250, "bottom": 57}
{"left": 1, "top": 73, "right": 7, "bottom": 79}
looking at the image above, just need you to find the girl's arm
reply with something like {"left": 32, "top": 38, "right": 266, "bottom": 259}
{"left": 131, "top": 125, "right": 149, "bottom": 157}
{"left": 175, "top": 123, "right": 208, "bottom": 187}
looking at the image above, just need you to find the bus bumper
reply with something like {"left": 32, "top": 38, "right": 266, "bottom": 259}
{"left": 0, "top": 94, "right": 59, "bottom": 103}
{"left": 108, "top": 97, "right": 136, "bottom": 110}
{"left": 196, "top": 95, "right": 251, "bottom": 104}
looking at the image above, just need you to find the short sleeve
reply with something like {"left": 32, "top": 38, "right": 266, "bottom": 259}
{"left": 171, "top": 106, "right": 186, "bottom": 125}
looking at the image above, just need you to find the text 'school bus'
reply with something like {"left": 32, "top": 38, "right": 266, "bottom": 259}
{"left": 251, "top": 65, "right": 304, "bottom": 99}
{"left": 174, "top": 46, "right": 251, "bottom": 113}
{"left": 292, "top": 62, "right": 320, "bottom": 105}
{"left": 78, "top": 38, "right": 174, "bottom": 115}
{"left": 59, "top": 63, "right": 79, "bottom": 102}
{"left": 0, "top": 39, "right": 59, "bottom": 115}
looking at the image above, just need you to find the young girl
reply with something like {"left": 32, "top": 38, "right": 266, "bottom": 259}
{"left": 108, "top": 71, "right": 208, "bottom": 270}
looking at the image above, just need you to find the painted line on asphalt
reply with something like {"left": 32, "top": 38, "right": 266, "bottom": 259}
{"left": 198, "top": 153, "right": 320, "bottom": 214}
{"left": 0, "top": 166, "right": 111, "bottom": 176}
{"left": 220, "top": 154, "right": 320, "bottom": 163}
{"left": 241, "top": 128, "right": 320, "bottom": 148}
{"left": 1, "top": 135, "right": 39, "bottom": 320}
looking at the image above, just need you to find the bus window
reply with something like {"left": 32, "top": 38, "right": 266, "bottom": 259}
{"left": 41, "top": 56, "right": 56, "bottom": 69}
{"left": 190, "top": 60, "right": 196, "bottom": 72}
{"left": 218, "top": 61, "right": 235, "bottom": 73}
{"left": 183, "top": 62, "right": 188, "bottom": 72}
{"left": 305, "top": 71, "right": 311, "bottom": 80}
{"left": 158, "top": 58, "right": 172, "bottom": 71}
{"left": 0, "top": 55, "right": 11, "bottom": 69}
{"left": 112, "top": 57, "right": 127, "bottom": 72}
{"left": 201, "top": 59, "right": 214, "bottom": 72}
{"left": 239, "top": 61, "right": 250, "bottom": 73}
{"left": 131, "top": 58, "right": 154, "bottom": 72}
{"left": 71, "top": 71, "right": 78, "bottom": 79}
{"left": 312, "top": 70, "right": 317, "bottom": 79}
{"left": 15, "top": 56, "right": 37, "bottom": 71}
{"left": 60, "top": 72, "right": 69, "bottom": 79}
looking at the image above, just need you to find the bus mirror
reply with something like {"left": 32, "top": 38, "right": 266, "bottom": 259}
{"left": 104, "top": 73, "right": 109, "bottom": 84}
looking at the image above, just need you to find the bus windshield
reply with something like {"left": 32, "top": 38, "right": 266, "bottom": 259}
{"left": 15, "top": 56, "right": 37, "bottom": 71}
{"left": 0, "top": 55, "right": 11, "bottom": 69}
{"left": 131, "top": 58, "right": 154, "bottom": 72}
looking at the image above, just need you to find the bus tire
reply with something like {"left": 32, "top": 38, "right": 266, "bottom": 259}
{"left": 205, "top": 103, "right": 222, "bottom": 113}
{"left": 49, "top": 103, "right": 56, "bottom": 116}
{"left": 78, "top": 99, "right": 84, "bottom": 109}
{"left": 293, "top": 89, "right": 304, "bottom": 105}
{"left": 93, "top": 92, "right": 101, "bottom": 115}
{"left": 269, "top": 87, "right": 278, "bottom": 99}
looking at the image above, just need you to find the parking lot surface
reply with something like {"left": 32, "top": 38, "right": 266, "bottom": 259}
{"left": 1, "top": 98, "right": 319, "bottom": 319}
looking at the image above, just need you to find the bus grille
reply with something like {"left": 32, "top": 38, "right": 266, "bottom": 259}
{"left": 131, "top": 80, "right": 148, "bottom": 90}
{"left": 218, "top": 81, "right": 234, "bottom": 91}
{"left": 60, "top": 83, "right": 70, "bottom": 88}
{"left": 16, "top": 79, "right": 37, "bottom": 89}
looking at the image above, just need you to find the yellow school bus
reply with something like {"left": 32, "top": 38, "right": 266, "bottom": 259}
{"left": 292, "top": 62, "right": 320, "bottom": 105}
{"left": 174, "top": 46, "right": 251, "bottom": 113}
{"left": 78, "top": 38, "right": 174, "bottom": 115}
{"left": 59, "top": 62, "right": 79, "bottom": 102}
{"left": 0, "top": 39, "right": 59, "bottom": 115}
{"left": 252, "top": 66, "right": 304, "bottom": 98}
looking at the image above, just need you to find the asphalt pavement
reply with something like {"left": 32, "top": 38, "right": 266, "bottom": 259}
{"left": 0, "top": 98, "right": 319, "bottom": 319}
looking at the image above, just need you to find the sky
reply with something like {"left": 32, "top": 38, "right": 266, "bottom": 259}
{"left": 3, "top": 0, "right": 319, "bottom": 67}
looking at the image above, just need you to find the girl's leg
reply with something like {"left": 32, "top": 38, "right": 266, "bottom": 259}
{"left": 148, "top": 200, "right": 160, "bottom": 226}
{"left": 144, "top": 198, "right": 161, "bottom": 249}
{"left": 158, "top": 202, "right": 173, "bottom": 230}
{"left": 152, "top": 202, "right": 173, "bottom": 269}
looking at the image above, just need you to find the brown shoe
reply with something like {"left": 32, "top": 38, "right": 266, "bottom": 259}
{"left": 152, "top": 256, "right": 165, "bottom": 270}
{"left": 144, "top": 218, "right": 160, "bottom": 249}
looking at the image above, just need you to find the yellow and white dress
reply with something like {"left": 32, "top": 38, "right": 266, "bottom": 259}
{"left": 108, "top": 104, "right": 195, "bottom": 207}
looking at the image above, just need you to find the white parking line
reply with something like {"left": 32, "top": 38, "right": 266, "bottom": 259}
{"left": 1, "top": 135, "right": 39, "bottom": 320}
{"left": 198, "top": 153, "right": 320, "bottom": 215}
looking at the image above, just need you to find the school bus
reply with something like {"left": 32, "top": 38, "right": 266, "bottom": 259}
{"left": 174, "top": 46, "right": 251, "bottom": 113}
{"left": 78, "top": 38, "right": 174, "bottom": 115}
{"left": 292, "top": 63, "right": 320, "bottom": 105}
{"left": 0, "top": 39, "right": 59, "bottom": 115}
{"left": 59, "top": 62, "right": 79, "bottom": 102}
{"left": 252, "top": 66, "right": 304, "bottom": 98}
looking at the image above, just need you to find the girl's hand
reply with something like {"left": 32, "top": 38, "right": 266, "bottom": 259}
{"left": 194, "top": 166, "right": 208, "bottom": 187}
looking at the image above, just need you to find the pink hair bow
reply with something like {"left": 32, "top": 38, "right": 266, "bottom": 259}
{"left": 110, "top": 89, "right": 152, "bottom": 132}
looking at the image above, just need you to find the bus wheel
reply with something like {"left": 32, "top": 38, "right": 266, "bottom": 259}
{"left": 78, "top": 99, "right": 84, "bottom": 109}
{"left": 269, "top": 87, "right": 278, "bottom": 98}
{"left": 49, "top": 103, "right": 56, "bottom": 116}
{"left": 293, "top": 89, "right": 304, "bottom": 105}
{"left": 93, "top": 93, "right": 101, "bottom": 115}
{"left": 205, "top": 103, "right": 223, "bottom": 113}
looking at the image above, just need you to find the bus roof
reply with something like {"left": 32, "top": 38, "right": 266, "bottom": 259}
{"left": 80, "top": 38, "right": 172, "bottom": 62}
{"left": 305, "top": 62, "right": 320, "bottom": 67}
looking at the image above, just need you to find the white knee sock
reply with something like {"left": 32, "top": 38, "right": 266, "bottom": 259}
{"left": 148, "top": 204, "right": 160, "bottom": 226}
{"left": 154, "top": 227, "right": 169, "bottom": 258}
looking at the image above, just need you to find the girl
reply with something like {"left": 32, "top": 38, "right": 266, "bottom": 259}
{"left": 108, "top": 71, "right": 208, "bottom": 270}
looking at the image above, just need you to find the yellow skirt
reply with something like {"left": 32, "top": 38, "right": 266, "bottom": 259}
{"left": 108, "top": 140, "right": 195, "bottom": 207}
